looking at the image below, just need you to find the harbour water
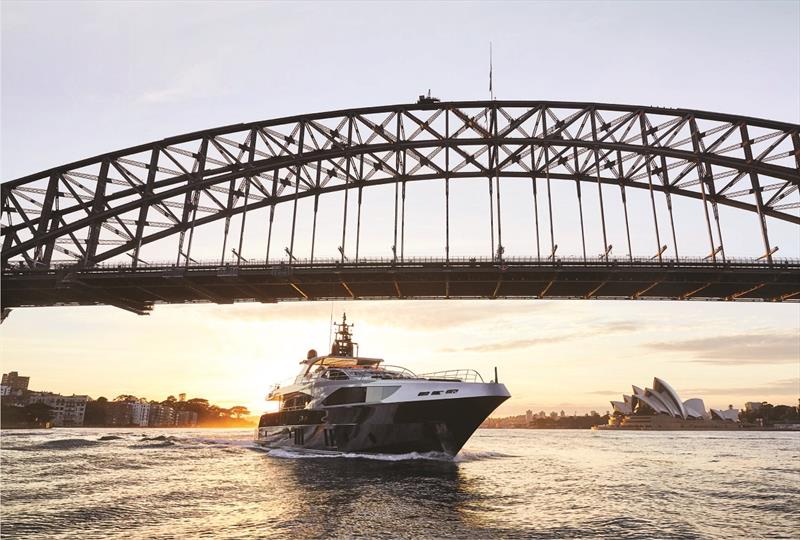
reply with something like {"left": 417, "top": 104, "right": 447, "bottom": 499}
{"left": 1, "top": 428, "right": 798, "bottom": 539}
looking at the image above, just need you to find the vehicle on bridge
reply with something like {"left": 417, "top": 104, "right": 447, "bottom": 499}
{"left": 256, "top": 314, "right": 510, "bottom": 456}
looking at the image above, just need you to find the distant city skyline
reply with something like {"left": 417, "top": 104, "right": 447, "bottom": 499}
{"left": 2, "top": 1, "right": 798, "bottom": 416}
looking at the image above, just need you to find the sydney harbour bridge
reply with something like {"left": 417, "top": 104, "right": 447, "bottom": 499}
{"left": 1, "top": 100, "right": 798, "bottom": 316}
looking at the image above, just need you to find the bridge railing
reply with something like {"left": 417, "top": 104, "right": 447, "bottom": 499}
{"left": 23, "top": 254, "right": 800, "bottom": 273}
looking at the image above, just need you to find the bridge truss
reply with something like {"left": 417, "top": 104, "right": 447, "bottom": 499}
{"left": 2, "top": 100, "right": 799, "bottom": 313}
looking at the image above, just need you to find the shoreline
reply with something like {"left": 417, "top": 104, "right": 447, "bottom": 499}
{"left": 1, "top": 425, "right": 257, "bottom": 430}
{"left": 481, "top": 426, "right": 800, "bottom": 432}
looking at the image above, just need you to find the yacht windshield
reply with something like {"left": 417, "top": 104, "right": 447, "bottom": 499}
{"left": 311, "top": 357, "right": 382, "bottom": 369}
{"left": 313, "top": 366, "right": 416, "bottom": 380}
{"left": 322, "top": 369, "right": 349, "bottom": 380}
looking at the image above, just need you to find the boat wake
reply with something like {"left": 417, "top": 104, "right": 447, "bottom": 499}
{"left": 257, "top": 447, "right": 454, "bottom": 461}
{"left": 254, "top": 446, "right": 514, "bottom": 462}
{"left": 455, "top": 450, "right": 515, "bottom": 462}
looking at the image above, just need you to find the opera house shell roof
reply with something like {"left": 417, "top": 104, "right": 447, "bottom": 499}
{"left": 611, "top": 377, "right": 740, "bottom": 422}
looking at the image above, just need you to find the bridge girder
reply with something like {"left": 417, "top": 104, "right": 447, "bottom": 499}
{"left": 2, "top": 100, "right": 799, "bottom": 271}
{"left": 2, "top": 258, "right": 798, "bottom": 312}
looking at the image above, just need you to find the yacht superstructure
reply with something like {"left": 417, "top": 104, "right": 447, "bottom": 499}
{"left": 256, "top": 314, "right": 510, "bottom": 456}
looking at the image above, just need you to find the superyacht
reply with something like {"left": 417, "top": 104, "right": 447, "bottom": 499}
{"left": 256, "top": 314, "right": 510, "bottom": 456}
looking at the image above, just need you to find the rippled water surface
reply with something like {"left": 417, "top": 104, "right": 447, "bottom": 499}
{"left": 2, "top": 428, "right": 798, "bottom": 539}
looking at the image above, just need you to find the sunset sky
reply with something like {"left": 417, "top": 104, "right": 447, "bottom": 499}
{"left": 1, "top": 300, "right": 799, "bottom": 416}
{"left": 2, "top": 1, "right": 798, "bottom": 416}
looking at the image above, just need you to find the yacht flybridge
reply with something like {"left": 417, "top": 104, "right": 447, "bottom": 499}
{"left": 256, "top": 314, "right": 510, "bottom": 456}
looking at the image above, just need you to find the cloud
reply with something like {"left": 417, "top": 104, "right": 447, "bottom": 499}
{"left": 212, "top": 299, "right": 555, "bottom": 330}
{"left": 441, "top": 335, "right": 567, "bottom": 353}
{"left": 136, "top": 62, "right": 227, "bottom": 104}
{"left": 682, "top": 378, "right": 800, "bottom": 397}
{"left": 599, "top": 321, "right": 640, "bottom": 333}
{"left": 440, "top": 320, "right": 642, "bottom": 353}
{"left": 138, "top": 87, "right": 189, "bottom": 104}
{"left": 646, "top": 333, "right": 800, "bottom": 365}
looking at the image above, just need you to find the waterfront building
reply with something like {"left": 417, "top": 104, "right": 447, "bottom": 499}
{"left": 611, "top": 396, "right": 633, "bottom": 415}
{"left": 745, "top": 401, "right": 763, "bottom": 412}
{"left": 130, "top": 401, "right": 150, "bottom": 427}
{"left": 26, "top": 392, "right": 88, "bottom": 426}
{"left": 711, "top": 405, "right": 740, "bottom": 422}
{"left": 601, "top": 377, "right": 741, "bottom": 430}
{"left": 107, "top": 401, "right": 133, "bottom": 426}
{"left": 2, "top": 371, "right": 30, "bottom": 391}
{"left": 106, "top": 399, "right": 157, "bottom": 427}
{"left": 148, "top": 404, "right": 176, "bottom": 427}
{"left": 103, "top": 401, "right": 197, "bottom": 427}
{"left": 525, "top": 410, "right": 533, "bottom": 424}
{"left": 175, "top": 410, "right": 198, "bottom": 427}
{"left": 0, "top": 385, "right": 10, "bottom": 397}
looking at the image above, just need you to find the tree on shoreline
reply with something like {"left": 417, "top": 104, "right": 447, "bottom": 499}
{"left": 0, "top": 402, "right": 54, "bottom": 427}
{"left": 229, "top": 406, "right": 251, "bottom": 419}
{"left": 740, "top": 402, "right": 800, "bottom": 425}
{"left": 84, "top": 396, "right": 108, "bottom": 426}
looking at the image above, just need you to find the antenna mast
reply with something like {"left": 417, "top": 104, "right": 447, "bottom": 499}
{"left": 489, "top": 42, "right": 494, "bottom": 101}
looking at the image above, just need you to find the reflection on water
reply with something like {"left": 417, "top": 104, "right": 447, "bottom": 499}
{"left": 1, "top": 429, "right": 798, "bottom": 539}
{"left": 264, "top": 453, "right": 480, "bottom": 538}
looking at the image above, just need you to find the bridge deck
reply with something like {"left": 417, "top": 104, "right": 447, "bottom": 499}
{"left": 2, "top": 258, "right": 798, "bottom": 315}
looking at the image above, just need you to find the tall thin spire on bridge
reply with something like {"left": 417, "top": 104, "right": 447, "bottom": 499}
{"left": 489, "top": 42, "right": 494, "bottom": 101}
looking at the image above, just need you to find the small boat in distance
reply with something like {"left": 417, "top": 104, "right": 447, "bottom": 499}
{"left": 255, "top": 314, "right": 510, "bottom": 456}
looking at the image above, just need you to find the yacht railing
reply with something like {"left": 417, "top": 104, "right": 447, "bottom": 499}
{"left": 380, "top": 365, "right": 418, "bottom": 379}
{"left": 271, "top": 366, "right": 484, "bottom": 394}
{"left": 418, "top": 369, "right": 484, "bottom": 383}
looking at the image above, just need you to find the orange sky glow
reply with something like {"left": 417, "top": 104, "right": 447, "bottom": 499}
{"left": 2, "top": 299, "right": 797, "bottom": 417}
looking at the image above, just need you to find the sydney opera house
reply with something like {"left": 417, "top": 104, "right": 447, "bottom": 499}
{"left": 601, "top": 377, "right": 741, "bottom": 430}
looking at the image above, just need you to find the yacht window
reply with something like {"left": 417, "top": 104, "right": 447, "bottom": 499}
{"left": 281, "top": 394, "right": 310, "bottom": 411}
{"left": 323, "top": 387, "right": 367, "bottom": 406}
{"left": 323, "top": 369, "right": 349, "bottom": 381}
{"left": 445, "top": 389, "right": 458, "bottom": 394}
{"left": 418, "top": 391, "right": 430, "bottom": 396}
{"left": 431, "top": 391, "right": 442, "bottom": 395}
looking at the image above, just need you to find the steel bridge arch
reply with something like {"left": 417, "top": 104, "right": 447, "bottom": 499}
{"left": 2, "top": 100, "right": 799, "bottom": 270}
